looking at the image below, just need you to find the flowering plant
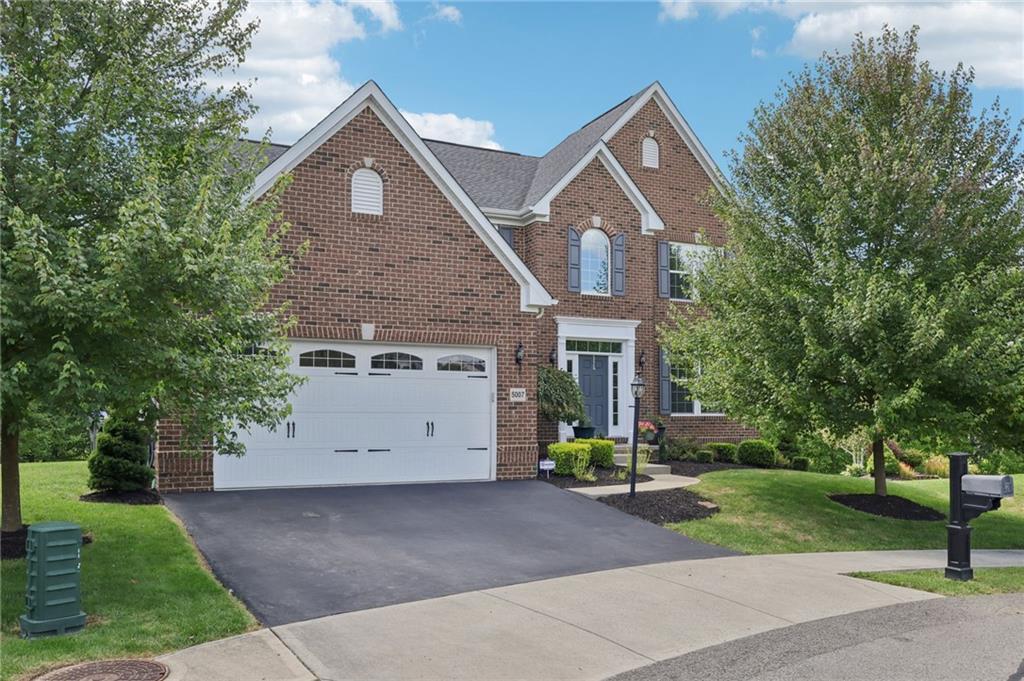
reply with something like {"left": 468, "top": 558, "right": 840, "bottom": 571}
{"left": 637, "top": 420, "right": 657, "bottom": 437}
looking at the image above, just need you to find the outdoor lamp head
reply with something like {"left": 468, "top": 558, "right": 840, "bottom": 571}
{"left": 630, "top": 375, "right": 646, "bottom": 399}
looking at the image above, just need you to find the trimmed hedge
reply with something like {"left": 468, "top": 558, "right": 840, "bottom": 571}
{"left": 548, "top": 442, "right": 591, "bottom": 475}
{"left": 695, "top": 449, "right": 715, "bottom": 463}
{"left": 737, "top": 439, "right": 776, "bottom": 468}
{"left": 574, "top": 438, "right": 615, "bottom": 468}
{"left": 706, "top": 442, "right": 738, "bottom": 463}
{"left": 791, "top": 456, "right": 810, "bottom": 471}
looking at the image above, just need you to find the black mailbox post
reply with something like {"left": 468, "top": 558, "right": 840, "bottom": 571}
{"left": 945, "top": 452, "right": 1015, "bottom": 581}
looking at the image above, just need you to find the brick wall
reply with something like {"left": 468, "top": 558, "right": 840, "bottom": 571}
{"left": 156, "top": 106, "right": 540, "bottom": 490}
{"left": 525, "top": 98, "right": 758, "bottom": 446}
{"left": 154, "top": 421, "right": 214, "bottom": 492}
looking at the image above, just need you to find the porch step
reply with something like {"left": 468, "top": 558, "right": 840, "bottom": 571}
{"left": 613, "top": 458, "right": 671, "bottom": 476}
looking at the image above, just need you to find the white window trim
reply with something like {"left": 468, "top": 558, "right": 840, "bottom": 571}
{"left": 668, "top": 241, "right": 713, "bottom": 302}
{"left": 580, "top": 228, "right": 611, "bottom": 296}
{"left": 351, "top": 167, "right": 383, "bottom": 215}
{"left": 668, "top": 361, "right": 723, "bottom": 416}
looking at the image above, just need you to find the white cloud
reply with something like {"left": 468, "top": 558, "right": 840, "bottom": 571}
{"left": 429, "top": 2, "right": 462, "bottom": 24}
{"left": 786, "top": 2, "right": 1023, "bottom": 88}
{"left": 751, "top": 47, "right": 767, "bottom": 59}
{"left": 401, "top": 111, "right": 501, "bottom": 149}
{"left": 657, "top": 1, "right": 1024, "bottom": 88}
{"left": 217, "top": 0, "right": 499, "bottom": 148}
{"left": 658, "top": 0, "right": 697, "bottom": 22}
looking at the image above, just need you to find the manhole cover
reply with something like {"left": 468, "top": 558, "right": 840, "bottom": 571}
{"left": 33, "top": 659, "right": 168, "bottom": 681}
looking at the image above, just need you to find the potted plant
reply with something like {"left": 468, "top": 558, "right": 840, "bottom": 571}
{"left": 572, "top": 414, "right": 595, "bottom": 440}
{"left": 649, "top": 416, "right": 667, "bottom": 443}
{"left": 537, "top": 365, "right": 588, "bottom": 435}
{"left": 638, "top": 419, "right": 657, "bottom": 442}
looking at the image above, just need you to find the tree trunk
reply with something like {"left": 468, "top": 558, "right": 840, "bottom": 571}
{"left": 872, "top": 437, "right": 887, "bottom": 497}
{"left": 1, "top": 411, "right": 23, "bottom": 533}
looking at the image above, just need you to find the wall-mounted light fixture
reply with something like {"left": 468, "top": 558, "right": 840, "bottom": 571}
{"left": 515, "top": 342, "right": 525, "bottom": 365}
{"left": 638, "top": 350, "right": 646, "bottom": 370}
{"left": 549, "top": 349, "right": 558, "bottom": 365}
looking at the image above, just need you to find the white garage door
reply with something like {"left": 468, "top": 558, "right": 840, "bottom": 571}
{"left": 214, "top": 341, "right": 495, "bottom": 490}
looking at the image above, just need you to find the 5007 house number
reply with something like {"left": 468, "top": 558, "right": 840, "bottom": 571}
{"left": 509, "top": 388, "right": 527, "bottom": 402}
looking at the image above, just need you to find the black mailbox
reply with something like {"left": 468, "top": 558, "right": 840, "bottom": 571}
{"left": 945, "top": 453, "right": 1015, "bottom": 581}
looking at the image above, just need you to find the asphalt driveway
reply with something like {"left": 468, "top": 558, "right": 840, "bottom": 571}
{"left": 164, "top": 480, "right": 733, "bottom": 626}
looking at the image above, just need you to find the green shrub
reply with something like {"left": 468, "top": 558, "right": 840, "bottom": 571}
{"left": 842, "top": 463, "right": 867, "bottom": 477}
{"left": 737, "top": 439, "right": 776, "bottom": 468}
{"left": 548, "top": 442, "right": 591, "bottom": 476}
{"left": 695, "top": 449, "right": 714, "bottom": 463}
{"left": 922, "top": 455, "right": 950, "bottom": 478}
{"left": 775, "top": 453, "right": 791, "bottom": 469}
{"left": 574, "top": 438, "right": 615, "bottom": 468}
{"left": 974, "top": 449, "right": 1024, "bottom": 475}
{"left": 866, "top": 450, "right": 900, "bottom": 476}
{"left": 87, "top": 416, "right": 154, "bottom": 492}
{"left": 538, "top": 366, "right": 585, "bottom": 424}
{"left": 901, "top": 448, "right": 928, "bottom": 469}
{"left": 791, "top": 456, "right": 810, "bottom": 471}
{"left": 705, "top": 442, "right": 737, "bottom": 463}
{"left": 665, "top": 438, "right": 696, "bottom": 461}
{"left": 622, "top": 444, "right": 651, "bottom": 475}
{"left": 897, "top": 461, "right": 917, "bottom": 480}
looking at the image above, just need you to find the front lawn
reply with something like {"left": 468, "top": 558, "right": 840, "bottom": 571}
{"left": 1, "top": 462, "right": 255, "bottom": 681}
{"left": 849, "top": 567, "right": 1024, "bottom": 596}
{"left": 667, "top": 469, "right": 1024, "bottom": 555}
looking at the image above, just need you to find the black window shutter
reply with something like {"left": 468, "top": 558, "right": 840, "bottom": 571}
{"left": 567, "top": 228, "right": 581, "bottom": 292}
{"left": 657, "top": 240, "right": 670, "bottom": 298}
{"left": 659, "top": 347, "right": 672, "bottom": 415}
{"left": 611, "top": 233, "right": 625, "bottom": 296}
{"left": 498, "top": 226, "right": 515, "bottom": 250}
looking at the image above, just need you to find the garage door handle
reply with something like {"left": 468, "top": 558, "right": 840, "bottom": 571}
{"left": 367, "top": 448, "right": 390, "bottom": 453}
{"left": 334, "top": 449, "right": 358, "bottom": 453}
{"left": 467, "top": 447, "right": 488, "bottom": 451}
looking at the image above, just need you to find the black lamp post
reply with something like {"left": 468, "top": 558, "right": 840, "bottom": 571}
{"left": 629, "top": 375, "right": 646, "bottom": 498}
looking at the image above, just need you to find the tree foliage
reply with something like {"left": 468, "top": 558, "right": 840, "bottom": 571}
{"left": 87, "top": 415, "right": 154, "bottom": 493}
{"left": 537, "top": 366, "right": 586, "bottom": 424}
{"left": 661, "top": 28, "right": 1024, "bottom": 494}
{"left": 1, "top": 0, "right": 302, "bottom": 530}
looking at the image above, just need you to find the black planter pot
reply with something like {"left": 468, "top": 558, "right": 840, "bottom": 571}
{"left": 572, "top": 425, "right": 596, "bottom": 439}
{"left": 656, "top": 426, "right": 667, "bottom": 443}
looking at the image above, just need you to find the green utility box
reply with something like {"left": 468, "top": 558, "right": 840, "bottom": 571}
{"left": 20, "top": 521, "right": 87, "bottom": 638}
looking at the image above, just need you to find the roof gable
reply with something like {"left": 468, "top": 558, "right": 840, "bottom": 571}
{"left": 246, "top": 81, "right": 555, "bottom": 313}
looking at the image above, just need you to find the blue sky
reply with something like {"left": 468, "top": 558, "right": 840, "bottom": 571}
{"left": 235, "top": 1, "right": 1023, "bottom": 173}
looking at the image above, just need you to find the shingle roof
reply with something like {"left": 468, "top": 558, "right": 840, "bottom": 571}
{"left": 238, "top": 84, "right": 650, "bottom": 213}
{"left": 233, "top": 140, "right": 291, "bottom": 171}
{"left": 424, "top": 141, "right": 539, "bottom": 211}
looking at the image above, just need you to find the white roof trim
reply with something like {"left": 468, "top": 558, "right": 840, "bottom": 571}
{"left": 530, "top": 142, "right": 665, "bottom": 234}
{"left": 601, "top": 82, "right": 728, "bottom": 195}
{"left": 246, "top": 81, "right": 555, "bottom": 313}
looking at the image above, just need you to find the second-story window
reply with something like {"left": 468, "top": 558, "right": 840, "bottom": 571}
{"left": 580, "top": 229, "right": 610, "bottom": 295}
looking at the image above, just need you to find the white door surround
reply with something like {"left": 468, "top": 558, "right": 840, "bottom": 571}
{"left": 214, "top": 340, "right": 497, "bottom": 490}
{"left": 555, "top": 316, "right": 641, "bottom": 442}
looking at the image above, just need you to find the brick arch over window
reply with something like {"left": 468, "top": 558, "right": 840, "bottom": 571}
{"left": 345, "top": 159, "right": 392, "bottom": 217}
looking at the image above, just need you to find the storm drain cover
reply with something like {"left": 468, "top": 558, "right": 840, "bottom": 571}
{"left": 33, "top": 659, "right": 168, "bottom": 681}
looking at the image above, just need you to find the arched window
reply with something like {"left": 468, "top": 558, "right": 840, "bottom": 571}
{"left": 370, "top": 352, "right": 422, "bottom": 370}
{"left": 580, "top": 229, "right": 610, "bottom": 295}
{"left": 437, "top": 354, "right": 486, "bottom": 372}
{"left": 641, "top": 137, "right": 660, "bottom": 169}
{"left": 298, "top": 349, "right": 355, "bottom": 368}
{"left": 351, "top": 168, "right": 383, "bottom": 215}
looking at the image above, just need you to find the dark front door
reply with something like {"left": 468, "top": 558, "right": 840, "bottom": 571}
{"left": 578, "top": 355, "right": 608, "bottom": 436}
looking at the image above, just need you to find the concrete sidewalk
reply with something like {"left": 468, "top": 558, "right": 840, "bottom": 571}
{"left": 158, "top": 550, "right": 1024, "bottom": 681}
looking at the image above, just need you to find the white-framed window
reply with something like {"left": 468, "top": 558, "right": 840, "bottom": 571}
{"left": 580, "top": 229, "right": 610, "bottom": 296}
{"left": 641, "top": 137, "right": 660, "bottom": 169}
{"left": 351, "top": 167, "right": 383, "bottom": 215}
{"left": 670, "top": 361, "right": 721, "bottom": 416}
{"left": 437, "top": 354, "right": 486, "bottom": 372}
{"left": 298, "top": 349, "right": 355, "bottom": 368}
{"left": 669, "top": 242, "right": 710, "bottom": 301}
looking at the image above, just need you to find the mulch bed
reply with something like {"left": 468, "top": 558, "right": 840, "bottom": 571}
{"left": 668, "top": 461, "right": 751, "bottom": 477}
{"left": 828, "top": 493, "right": 946, "bottom": 521}
{"left": 540, "top": 467, "right": 653, "bottom": 489}
{"left": 599, "top": 488, "right": 720, "bottom": 524}
{"left": 1, "top": 525, "right": 29, "bottom": 560}
{"left": 80, "top": 489, "right": 162, "bottom": 505}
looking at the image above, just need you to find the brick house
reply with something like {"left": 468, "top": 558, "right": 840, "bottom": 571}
{"left": 155, "top": 81, "right": 756, "bottom": 492}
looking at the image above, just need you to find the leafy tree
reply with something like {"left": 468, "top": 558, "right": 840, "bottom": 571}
{"left": 537, "top": 366, "right": 586, "bottom": 424}
{"left": 662, "top": 28, "right": 1024, "bottom": 496}
{"left": 1, "top": 0, "right": 302, "bottom": 533}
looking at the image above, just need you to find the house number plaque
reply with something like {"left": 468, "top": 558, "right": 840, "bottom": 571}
{"left": 509, "top": 388, "right": 527, "bottom": 402}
